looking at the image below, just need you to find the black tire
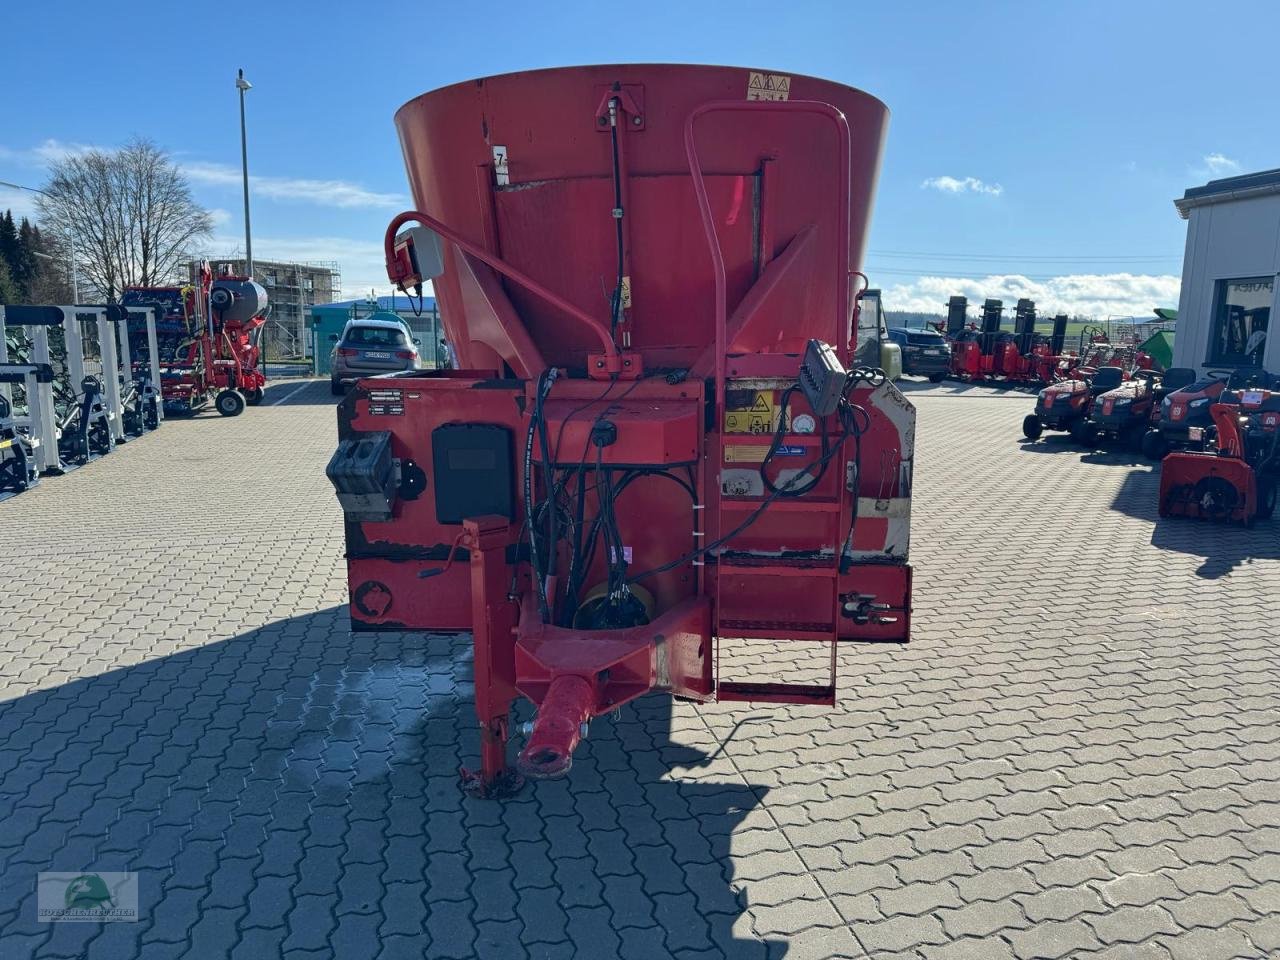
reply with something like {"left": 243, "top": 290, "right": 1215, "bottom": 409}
{"left": 1069, "top": 420, "right": 1098, "bottom": 446}
{"left": 245, "top": 387, "right": 264, "bottom": 406}
{"left": 330, "top": 377, "right": 344, "bottom": 396}
{"left": 1258, "top": 477, "right": 1277, "bottom": 520}
{"left": 215, "top": 389, "right": 246, "bottom": 417}
{"left": 929, "top": 372, "right": 946, "bottom": 384}
{"left": 1141, "top": 429, "right": 1168, "bottom": 461}
{"left": 1021, "top": 415, "right": 1043, "bottom": 440}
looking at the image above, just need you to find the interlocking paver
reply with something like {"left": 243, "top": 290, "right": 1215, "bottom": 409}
{"left": 4, "top": 382, "right": 1280, "bottom": 959}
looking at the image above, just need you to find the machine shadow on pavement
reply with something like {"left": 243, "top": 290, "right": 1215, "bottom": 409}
{"left": 259, "top": 379, "right": 335, "bottom": 407}
{"left": 894, "top": 378, "right": 1033, "bottom": 398}
{"left": 1017, "top": 435, "right": 1151, "bottom": 466}
{"left": 0, "top": 606, "right": 778, "bottom": 960}
{"left": 1108, "top": 467, "right": 1280, "bottom": 579}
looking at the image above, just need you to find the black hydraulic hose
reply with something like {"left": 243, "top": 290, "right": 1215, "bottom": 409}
{"left": 524, "top": 371, "right": 551, "bottom": 622}
{"left": 628, "top": 408, "right": 858, "bottom": 586}
{"left": 608, "top": 95, "right": 625, "bottom": 333}
{"left": 560, "top": 466, "right": 589, "bottom": 627}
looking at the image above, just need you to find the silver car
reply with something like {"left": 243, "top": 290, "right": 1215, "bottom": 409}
{"left": 330, "top": 318, "right": 422, "bottom": 394}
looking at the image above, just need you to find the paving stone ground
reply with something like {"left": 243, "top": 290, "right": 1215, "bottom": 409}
{"left": 0, "top": 376, "right": 1277, "bottom": 959}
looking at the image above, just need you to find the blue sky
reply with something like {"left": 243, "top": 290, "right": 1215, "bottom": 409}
{"left": 2, "top": 0, "right": 1276, "bottom": 317}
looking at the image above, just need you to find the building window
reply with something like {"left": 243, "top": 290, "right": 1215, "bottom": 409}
{"left": 1207, "top": 276, "right": 1273, "bottom": 366}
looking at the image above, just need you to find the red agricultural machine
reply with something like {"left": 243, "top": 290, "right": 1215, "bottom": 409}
{"left": 121, "top": 263, "right": 267, "bottom": 417}
{"left": 1159, "top": 375, "right": 1280, "bottom": 524}
{"left": 327, "top": 64, "right": 915, "bottom": 797}
{"left": 944, "top": 297, "right": 1073, "bottom": 387}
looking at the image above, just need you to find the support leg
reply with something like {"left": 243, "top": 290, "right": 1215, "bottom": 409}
{"left": 459, "top": 516, "right": 524, "bottom": 799}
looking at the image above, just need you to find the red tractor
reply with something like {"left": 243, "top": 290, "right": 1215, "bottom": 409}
{"left": 122, "top": 263, "right": 267, "bottom": 417}
{"left": 1159, "top": 374, "right": 1280, "bottom": 524}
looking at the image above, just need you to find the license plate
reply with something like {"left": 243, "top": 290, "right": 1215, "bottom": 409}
{"left": 1243, "top": 390, "right": 1264, "bottom": 404}
{"left": 1188, "top": 426, "right": 1203, "bottom": 441}
{"left": 928, "top": 349, "right": 947, "bottom": 356}
{"left": 365, "top": 351, "right": 391, "bottom": 359}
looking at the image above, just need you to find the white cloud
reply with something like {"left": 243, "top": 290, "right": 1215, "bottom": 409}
{"left": 1198, "top": 153, "right": 1241, "bottom": 177}
{"left": 32, "top": 139, "right": 101, "bottom": 163}
{"left": 208, "top": 208, "right": 233, "bottom": 227}
{"left": 921, "top": 175, "right": 1003, "bottom": 197}
{"left": 879, "top": 272, "right": 1181, "bottom": 319}
{"left": 183, "top": 161, "right": 406, "bottom": 210}
{"left": 0, "top": 185, "right": 40, "bottom": 219}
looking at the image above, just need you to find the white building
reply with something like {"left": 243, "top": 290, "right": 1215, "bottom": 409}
{"left": 1172, "top": 168, "right": 1280, "bottom": 375}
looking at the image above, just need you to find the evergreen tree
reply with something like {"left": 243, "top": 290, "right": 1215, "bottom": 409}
{"left": 0, "top": 252, "right": 16, "bottom": 304}
{"left": 0, "top": 211, "right": 18, "bottom": 297}
{"left": 15, "top": 217, "right": 40, "bottom": 300}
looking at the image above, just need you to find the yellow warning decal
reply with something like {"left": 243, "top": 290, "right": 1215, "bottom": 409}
{"left": 723, "top": 444, "right": 768, "bottom": 464}
{"left": 747, "top": 72, "right": 791, "bottom": 102}
{"left": 620, "top": 276, "right": 632, "bottom": 309}
{"left": 724, "top": 391, "right": 776, "bottom": 434}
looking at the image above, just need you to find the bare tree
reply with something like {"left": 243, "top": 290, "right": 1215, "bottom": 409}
{"left": 36, "top": 138, "right": 212, "bottom": 301}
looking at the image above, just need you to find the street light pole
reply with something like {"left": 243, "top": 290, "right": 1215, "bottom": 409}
{"left": 235, "top": 69, "right": 254, "bottom": 278}
{"left": 0, "top": 178, "right": 79, "bottom": 302}
{"left": 235, "top": 68, "right": 264, "bottom": 381}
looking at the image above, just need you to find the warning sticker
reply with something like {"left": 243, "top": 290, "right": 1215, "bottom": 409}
{"left": 747, "top": 72, "right": 791, "bottom": 102}
{"left": 620, "top": 276, "right": 632, "bottom": 309}
{"left": 723, "top": 444, "right": 768, "bottom": 464}
{"left": 724, "top": 391, "right": 776, "bottom": 434}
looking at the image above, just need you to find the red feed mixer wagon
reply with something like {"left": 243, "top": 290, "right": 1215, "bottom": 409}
{"left": 327, "top": 64, "right": 916, "bottom": 797}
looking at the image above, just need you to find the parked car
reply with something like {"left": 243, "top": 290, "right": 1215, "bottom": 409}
{"left": 887, "top": 326, "right": 950, "bottom": 382}
{"left": 329, "top": 318, "right": 423, "bottom": 394}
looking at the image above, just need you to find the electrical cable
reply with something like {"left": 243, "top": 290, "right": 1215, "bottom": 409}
{"left": 626, "top": 367, "right": 881, "bottom": 586}
{"left": 760, "top": 385, "right": 829, "bottom": 497}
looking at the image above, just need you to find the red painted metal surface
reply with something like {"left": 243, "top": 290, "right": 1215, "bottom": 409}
{"left": 393, "top": 64, "right": 887, "bottom": 373}
{"left": 336, "top": 64, "right": 913, "bottom": 793}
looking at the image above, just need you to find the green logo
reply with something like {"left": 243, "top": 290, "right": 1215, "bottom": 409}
{"left": 64, "top": 875, "right": 115, "bottom": 912}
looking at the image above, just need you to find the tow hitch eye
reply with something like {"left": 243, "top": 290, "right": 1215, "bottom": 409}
{"left": 841, "top": 593, "right": 896, "bottom": 625}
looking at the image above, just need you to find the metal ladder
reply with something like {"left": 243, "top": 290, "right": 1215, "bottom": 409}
{"left": 684, "top": 97, "right": 854, "bottom": 708}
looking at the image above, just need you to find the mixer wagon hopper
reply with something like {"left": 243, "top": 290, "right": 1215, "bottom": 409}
{"left": 327, "top": 64, "right": 916, "bottom": 796}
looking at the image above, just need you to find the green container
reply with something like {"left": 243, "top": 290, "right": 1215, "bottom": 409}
{"left": 1140, "top": 329, "right": 1174, "bottom": 371}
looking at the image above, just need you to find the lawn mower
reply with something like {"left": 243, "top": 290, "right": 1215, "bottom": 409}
{"left": 1141, "top": 368, "right": 1227, "bottom": 459}
{"left": 1159, "top": 374, "right": 1280, "bottom": 524}
{"left": 1088, "top": 368, "right": 1161, "bottom": 449}
{"left": 1023, "top": 365, "right": 1125, "bottom": 444}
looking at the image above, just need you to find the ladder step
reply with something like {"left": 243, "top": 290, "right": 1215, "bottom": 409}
{"left": 717, "top": 555, "right": 838, "bottom": 578}
{"left": 720, "top": 498, "right": 841, "bottom": 513}
{"left": 718, "top": 618, "right": 835, "bottom": 641}
{"left": 717, "top": 681, "right": 835, "bottom": 705}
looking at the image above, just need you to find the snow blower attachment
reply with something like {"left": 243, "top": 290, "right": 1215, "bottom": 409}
{"left": 328, "top": 65, "right": 915, "bottom": 797}
{"left": 1159, "top": 374, "right": 1280, "bottom": 524}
